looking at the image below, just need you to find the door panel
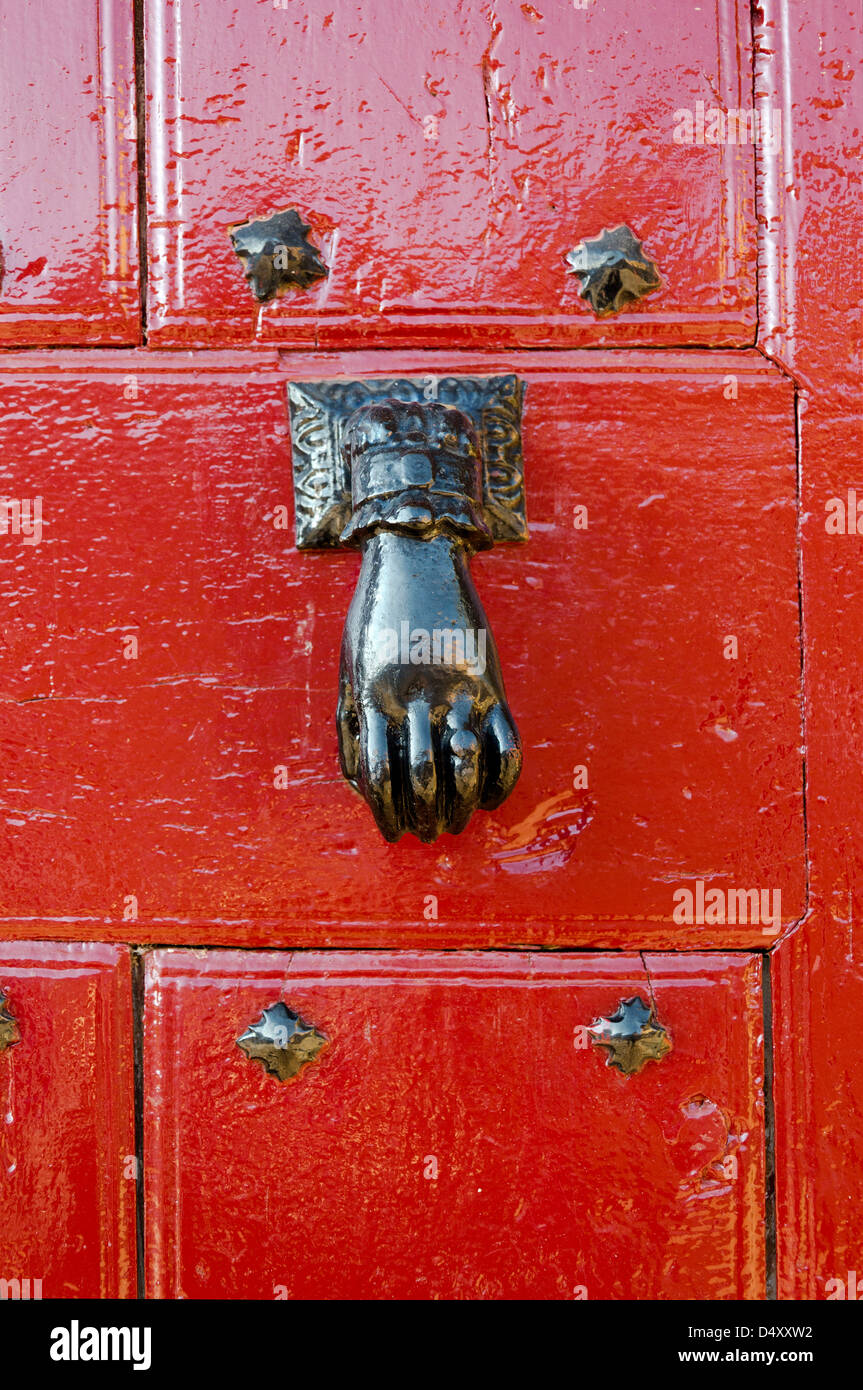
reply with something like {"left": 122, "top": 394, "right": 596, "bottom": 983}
{"left": 0, "top": 942, "right": 136, "bottom": 1299}
{"left": 144, "top": 0, "right": 756, "bottom": 348}
{"left": 0, "top": 349, "right": 803, "bottom": 949}
{"left": 0, "top": 0, "right": 139, "bottom": 344}
{"left": 144, "top": 948, "right": 766, "bottom": 1300}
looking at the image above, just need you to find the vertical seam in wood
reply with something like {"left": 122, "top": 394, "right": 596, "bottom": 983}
{"left": 762, "top": 949, "right": 777, "bottom": 1298}
{"left": 133, "top": 0, "right": 149, "bottom": 342}
{"left": 748, "top": 0, "right": 762, "bottom": 347}
{"left": 131, "top": 947, "right": 147, "bottom": 1298}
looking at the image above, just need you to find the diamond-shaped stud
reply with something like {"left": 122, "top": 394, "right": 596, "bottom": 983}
{"left": 565, "top": 224, "right": 661, "bottom": 317}
{"left": 0, "top": 989, "right": 20, "bottom": 1052}
{"left": 237, "top": 1002, "right": 328, "bottom": 1082}
{"left": 229, "top": 208, "right": 328, "bottom": 303}
{"left": 588, "top": 995, "right": 672, "bottom": 1076}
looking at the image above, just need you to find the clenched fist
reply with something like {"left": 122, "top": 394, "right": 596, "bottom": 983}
{"left": 335, "top": 398, "right": 522, "bottom": 843}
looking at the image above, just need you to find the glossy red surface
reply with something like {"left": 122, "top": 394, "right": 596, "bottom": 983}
{"left": 144, "top": 0, "right": 755, "bottom": 348}
{"left": 0, "top": 941, "right": 136, "bottom": 1298}
{"left": 754, "top": 0, "right": 863, "bottom": 1300}
{"left": 144, "top": 949, "right": 765, "bottom": 1300}
{"left": 0, "top": 0, "right": 858, "bottom": 1303}
{"left": 0, "top": 350, "right": 803, "bottom": 950}
{"left": 0, "top": 0, "right": 139, "bottom": 344}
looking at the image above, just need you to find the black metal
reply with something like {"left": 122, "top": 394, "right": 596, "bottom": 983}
{"left": 565, "top": 224, "right": 661, "bottom": 317}
{"left": 588, "top": 996, "right": 672, "bottom": 1076}
{"left": 229, "top": 208, "right": 327, "bottom": 302}
{"left": 0, "top": 988, "right": 20, "bottom": 1052}
{"left": 288, "top": 375, "right": 527, "bottom": 549}
{"left": 237, "top": 1002, "right": 328, "bottom": 1083}
{"left": 289, "top": 393, "right": 524, "bottom": 844}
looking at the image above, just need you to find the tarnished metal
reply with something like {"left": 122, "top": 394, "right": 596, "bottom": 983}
{"left": 237, "top": 1002, "right": 328, "bottom": 1082}
{"left": 0, "top": 988, "right": 20, "bottom": 1052}
{"left": 588, "top": 996, "right": 672, "bottom": 1075}
{"left": 565, "top": 224, "right": 661, "bottom": 317}
{"left": 288, "top": 375, "right": 527, "bottom": 549}
{"left": 289, "top": 387, "right": 525, "bottom": 844}
{"left": 229, "top": 208, "right": 327, "bottom": 302}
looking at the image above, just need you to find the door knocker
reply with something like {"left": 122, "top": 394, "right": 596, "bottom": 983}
{"left": 288, "top": 377, "right": 528, "bottom": 843}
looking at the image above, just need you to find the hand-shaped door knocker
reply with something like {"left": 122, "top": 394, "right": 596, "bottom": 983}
{"left": 288, "top": 377, "right": 528, "bottom": 843}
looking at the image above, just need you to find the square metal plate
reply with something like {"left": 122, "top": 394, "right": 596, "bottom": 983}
{"left": 287, "top": 375, "right": 527, "bottom": 548}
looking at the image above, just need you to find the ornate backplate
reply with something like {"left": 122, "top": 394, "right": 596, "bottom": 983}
{"left": 287, "top": 375, "right": 527, "bottom": 549}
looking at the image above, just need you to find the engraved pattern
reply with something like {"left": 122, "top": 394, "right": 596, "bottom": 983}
{"left": 288, "top": 376, "right": 527, "bottom": 549}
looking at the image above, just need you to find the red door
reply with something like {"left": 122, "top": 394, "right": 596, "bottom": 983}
{"left": 0, "top": 0, "right": 860, "bottom": 1307}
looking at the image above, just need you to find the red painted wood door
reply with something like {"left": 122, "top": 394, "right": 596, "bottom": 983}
{"left": 0, "top": 0, "right": 859, "bottom": 1304}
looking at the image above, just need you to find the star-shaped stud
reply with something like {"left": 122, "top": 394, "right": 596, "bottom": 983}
{"left": 588, "top": 995, "right": 672, "bottom": 1076}
{"left": 565, "top": 224, "right": 661, "bottom": 317}
{"left": 237, "top": 1001, "right": 328, "bottom": 1082}
{"left": 229, "top": 208, "right": 328, "bottom": 303}
{"left": 0, "top": 989, "right": 20, "bottom": 1053}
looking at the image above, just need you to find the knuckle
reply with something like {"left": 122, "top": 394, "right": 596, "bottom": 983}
{"left": 409, "top": 756, "right": 436, "bottom": 798}
{"left": 362, "top": 748, "right": 391, "bottom": 797}
{"left": 501, "top": 742, "right": 522, "bottom": 776}
{"left": 367, "top": 759, "right": 391, "bottom": 793}
{"left": 449, "top": 728, "right": 479, "bottom": 761}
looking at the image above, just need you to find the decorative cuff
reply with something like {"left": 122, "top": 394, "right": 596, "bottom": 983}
{"left": 339, "top": 397, "right": 492, "bottom": 549}
{"left": 340, "top": 488, "right": 493, "bottom": 548}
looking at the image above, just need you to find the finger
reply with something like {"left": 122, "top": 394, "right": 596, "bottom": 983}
{"left": 480, "top": 703, "right": 522, "bottom": 809}
{"left": 404, "top": 701, "right": 440, "bottom": 843}
{"left": 359, "top": 708, "right": 402, "bottom": 842}
{"left": 443, "top": 701, "right": 482, "bottom": 836}
{"left": 336, "top": 676, "right": 360, "bottom": 783}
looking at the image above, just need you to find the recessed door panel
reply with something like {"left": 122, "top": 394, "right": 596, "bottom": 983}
{"left": 144, "top": 0, "right": 756, "bottom": 348}
{"left": 0, "top": 350, "right": 802, "bottom": 949}
{"left": 0, "top": 942, "right": 136, "bottom": 1299}
{"left": 0, "top": 0, "right": 139, "bottom": 344}
{"left": 144, "top": 948, "right": 766, "bottom": 1301}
